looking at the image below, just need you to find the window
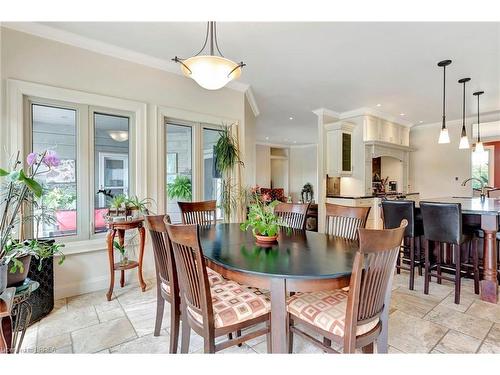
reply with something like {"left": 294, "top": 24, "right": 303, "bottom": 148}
{"left": 32, "top": 104, "right": 78, "bottom": 238}
{"left": 94, "top": 113, "right": 130, "bottom": 233}
{"left": 471, "top": 147, "right": 494, "bottom": 189}
{"left": 165, "top": 123, "right": 193, "bottom": 223}
{"left": 203, "top": 128, "right": 223, "bottom": 219}
{"left": 28, "top": 98, "right": 134, "bottom": 240}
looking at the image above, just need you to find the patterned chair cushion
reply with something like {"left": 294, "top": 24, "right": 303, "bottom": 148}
{"left": 188, "top": 281, "right": 270, "bottom": 328}
{"left": 287, "top": 289, "right": 378, "bottom": 337}
{"left": 160, "top": 267, "right": 224, "bottom": 296}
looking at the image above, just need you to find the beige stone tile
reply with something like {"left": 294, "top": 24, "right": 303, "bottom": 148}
{"left": 388, "top": 345, "right": 404, "bottom": 353}
{"left": 19, "top": 322, "right": 38, "bottom": 353}
{"left": 437, "top": 292, "right": 477, "bottom": 313}
{"left": 71, "top": 317, "right": 137, "bottom": 353}
{"left": 123, "top": 300, "right": 169, "bottom": 337}
{"left": 111, "top": 332, "right": 170, "bottom": 353}
{"left": 394, "top": 275, "right": 454, "bottom": 302}
{"left": 433, "top": 330, "right": 481, "bottom": 353}
{"left": 96, "top": 349, "right": 110, "bottom": 354}
{"left": 466, "top": 300, "right": 500, "bottom": 324}
{"left": 390, "top": 290, "right": 440, "bottom": 318}
{"left": 485, "top": 323, "right": 500, "bottom": 343}
{"left": 37, "top": 333, "right": 72, "bottom": 352}
{"left": 424, "top": 305, "right": 493, "bottom": 340}
{"left": 115, "top": 283, "right": 156, "bottom": 306}
{"left": 53, "top": 298, "right": 67, "bottom": 313}
{"left": 55, "top": 345, "right": 73, "bottom": 353}
{"left": 95, "top": 300, "right": 126, "bottom": 323}
{"left": 67, "top": 290, "right": 110, "bottom": 310}
{"left": 37, "top": 305, "right": 99, "bottom": 340}
{"left": 477, "top": 340, "right": 500, "bottom": 354}
{"left": 388, "top": 310, "right": 447, "bottom": 353}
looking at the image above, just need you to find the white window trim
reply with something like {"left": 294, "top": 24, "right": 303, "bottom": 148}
{"left": 6, "top": 79, "right": 147, "bottom": 255}
{"left": 154, "top": 105, "right": 239, "bottom": 213}
{"left": 98, "top": 152, "right": 129, "bottom": 207}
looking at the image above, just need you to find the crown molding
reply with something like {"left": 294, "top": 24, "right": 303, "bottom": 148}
{"left": 312, "top": 108, "right": 341, "bottom": 122}
{"left": 339, "top": 107, "right": 413, "bottom": 127}
{"left": 2, "top": 22, "right": 260, "bottom": 115}
{"left": 245, "top": 87, "right": 260, "bottom": 117}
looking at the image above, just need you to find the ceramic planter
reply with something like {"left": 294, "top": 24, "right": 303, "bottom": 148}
{"left": 7, "top": 254, "right": 32, "bottom": 287}
{"left": 254, "top": 233, "right": 278, "bottom": 246}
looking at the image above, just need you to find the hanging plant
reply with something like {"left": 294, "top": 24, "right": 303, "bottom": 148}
{"left": 167, "top": 175, "right": 192, "bottom": 201}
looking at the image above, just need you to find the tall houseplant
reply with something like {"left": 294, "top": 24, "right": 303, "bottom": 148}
{"left": 213, "top": 124, "right": 244, "bottom": 222}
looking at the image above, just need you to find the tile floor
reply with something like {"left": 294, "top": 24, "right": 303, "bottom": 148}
{"left": 20, "top": 271, "right": 500, "bottom": 354}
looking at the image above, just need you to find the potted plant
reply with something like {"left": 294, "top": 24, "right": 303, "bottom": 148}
{"left": 240, "top": 190, "right": 289, "bottom": 245}
{"left": 213, "top": 124, "right": 245, "bottom": 222}
{"left": 125, "top": 195, "right": 154, "bottom": 218}
{"left": 108, "top": 194, "right": 127, "bottom": 220}
{"left": 0, "top": 150, "right": 65, "bottom": 292}
{"left": 167, "top": 175, "right": 192, "bottom": 201}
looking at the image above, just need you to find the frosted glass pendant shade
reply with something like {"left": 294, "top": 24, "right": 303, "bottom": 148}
{"left": 181, "top": 55, "right": 242, "bottom": 90}
{"left": 475, "top": 141, "right": 484, "bottom": 154}
{"left": 459, "top": 135, "right": 470, "bottom": 149}
{"left": 438, "top": 128, "right": 450, "bottom": 144}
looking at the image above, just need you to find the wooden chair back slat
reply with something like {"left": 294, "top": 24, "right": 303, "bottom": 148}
{"left": 325, "top": 203, "right": 371, "bottom": 240}
{"left": 144, "top": 215, "right": 174, "bottom": 287}
{"left": 343, "top": 220, "right": 407, "bottom": 349}
{"left": 178, "top": 200, "right": 217, "bottom": 226}
{"left": 274, "top": 202, "right": 310, "bottom": 230}
{"left": 165, "top": 224, "right": 213, "bottom": 325}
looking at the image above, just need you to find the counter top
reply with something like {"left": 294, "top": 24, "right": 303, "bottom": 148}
{"left": 419, "top": 197, "right": 500, "bottom": 216}
{"left": 326, "top": 192, "right": 419, "bottom": 199}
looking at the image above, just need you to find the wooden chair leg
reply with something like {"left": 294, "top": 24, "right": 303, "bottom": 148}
{"left": 437, "top": 243, "right": 442, "bottom": 284}
{"left": 472, "top": 238, "right": 480, "bottom": 295}
{"left": 417, "top": 237, "right": 423, "bottom": 276}
{"left": 169, "top": 302, "right": 180, "bottom": 354}
{"left": 236, "top": 329, "right": 242, "bottom": 347}
{"left": 180, "top": 320, "right": 190, "bottom": 354}
{"left": 424, "top": 240, "right": 430, "bottom": 295}
{"left": 361, "top": 342, "right": 374, "bottom": 353}
{"left": 204, "top": 337, "right": 216, "bottom": 354}
{"left": 396, "top": 249, "right": 401, "bottom": 274}
{"left": 454, "top": 244, "right": 461, "bottom": 305}
{"left": 409, "top": 237, "right": 415, "bottom": 290}
{"left": 267, "top": 320, "right": 272, "bottom": 354}
{"left": 154, "top": 287, "right": 164, "bottom": 336}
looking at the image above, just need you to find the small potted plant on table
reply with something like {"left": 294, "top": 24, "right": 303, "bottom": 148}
{"left": 240, "top": 190, "right": 289, "bottom": 245}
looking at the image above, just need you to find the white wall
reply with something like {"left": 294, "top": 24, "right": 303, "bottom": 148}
{"left": 270, "top": 158, "right": 288, "bottom": 192}
{"left": 255, "top": 144, "right": 271, "bottom": 187}
{"left": 0, "top": 27, "right": 251, "bottom": 298}
{"left": 338, "top": 116, "right": 366, "bottom": 196}
{"left": 289, "top": 145, "right": 318, "bottom": 202}
{"left": 244, "top": 96, "right": 256, "bottom": 187}
{"left": 409, "top": 114, "right": 500, "bottom": 198}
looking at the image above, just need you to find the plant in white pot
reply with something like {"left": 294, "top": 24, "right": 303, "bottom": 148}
{"left": 0, "top": 151, "right": 66, "bottom": 293}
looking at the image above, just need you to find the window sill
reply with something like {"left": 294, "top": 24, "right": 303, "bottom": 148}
{"left": 62, "top": 237, "right": 109, "bottom": 256}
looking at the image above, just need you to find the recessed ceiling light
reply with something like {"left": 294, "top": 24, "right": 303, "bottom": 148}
{"left": 376, "top": 104, "right": 382, "bottom": 107}
{"left": 400, "top": 113, "right": 405, "bottom": 116}
{"left": 289, "top": 117, "right": 294, "bottom": 120}
{"left": 265, "top": 136, "right": 269, "bottom": 141}
{"left": 419, "top": 120, "right": 424, "bottom": 124}
{"left": 293, "top": 141, "right": 297, "bottom": 144}
{"left": 284, "top": 138, "right": 289, "bottom": 142}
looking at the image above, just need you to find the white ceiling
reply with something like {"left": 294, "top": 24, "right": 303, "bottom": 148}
{"left": 34, "top": 22, "right": 500, "bottom": 144}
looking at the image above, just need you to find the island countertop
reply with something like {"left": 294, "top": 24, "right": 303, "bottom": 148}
{"left": 326, "top": 192, "right": 419, "bottom": 199}
{"left": 419, "top": 197, "right": 500, "bottom": 216}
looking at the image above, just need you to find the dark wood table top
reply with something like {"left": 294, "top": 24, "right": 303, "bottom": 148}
{"left": 418, "top": 197, "right": 500, "bottom": 216}
{"left": 199, "top": 223, "right": 358, "bottom": 280}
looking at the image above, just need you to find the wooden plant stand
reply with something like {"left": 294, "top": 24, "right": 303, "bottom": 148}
{"left": 106, "top": 218, "right": 146, "bottom": 301}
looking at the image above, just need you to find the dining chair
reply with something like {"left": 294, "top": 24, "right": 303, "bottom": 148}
{"left": 144, "top": 215, "right": 226, "bottom": 353}
{"left": 274, "top": 202, "right": 310, "bottom": 230}
{"left": 287, "top": 220, "right": 407, "bottom": 353}
{"left": 165, "top": 223, "right": 271, "bottom": 353}
{"left": 381, "top": 200, "right": 424, "bottom": 290}
{"left": 420, "top": 202, "right": 480, "bottom": 304}
{"left": 324, "top": 203, "right": 371, "bottom": 240}
{"left": 178, "top": 200, "right": 217, "bottom": 226}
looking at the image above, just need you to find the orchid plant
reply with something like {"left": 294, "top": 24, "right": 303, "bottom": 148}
{"left": 0, "top": 150, "right": 64, "bottom": 269}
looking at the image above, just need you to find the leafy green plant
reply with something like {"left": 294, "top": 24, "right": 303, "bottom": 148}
{"left": 113, "top": 240, "right": 126, "bottom": 256}
{"left": 125, "top": 195, "right": 154, "bottom": 214}
{"left": 3, "top": 239, "right": 65, "bottom": 272}
{"left": 109, "top": 194, "right": 127, "bottom": 209}
{"left": 240, "top": 192, "right": 289, "bottom": 237}
{"left": 167, "top": 175, "right": 192, "bottom": 201}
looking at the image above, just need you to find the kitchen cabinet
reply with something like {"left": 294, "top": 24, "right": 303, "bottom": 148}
{"left": 325, "top": 122, "right": 355, "bottom": 176}
{"left": 363, "top": 115, "right": 409, "bottom": 146}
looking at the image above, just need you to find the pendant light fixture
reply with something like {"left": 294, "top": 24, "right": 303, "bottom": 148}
{"left": 437, "top": 60, "right": 452, "bottom": 144}
{"left": 473, "top": 90, "right": 485, "bottom": 154}
{"left": 172, "top": 22, "right": 245, "bottom": 90}
{"left": 458, "top": 77, "right": 471, "bottom": 149}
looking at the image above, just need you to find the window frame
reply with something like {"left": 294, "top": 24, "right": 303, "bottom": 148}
{"left": 7, "top": 79, "right": 147, "bottom": 255}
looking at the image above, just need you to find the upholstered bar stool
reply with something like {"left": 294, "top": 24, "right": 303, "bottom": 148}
{"left": 381, "top": 200, "right": 424, "bottom": 290}
{"left": 420, "top": 202, "right": 480, "bottom": 304}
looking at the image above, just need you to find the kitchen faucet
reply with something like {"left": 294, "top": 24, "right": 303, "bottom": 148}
{"left": 461, "top": 178, "right": 487, "bottom": 199}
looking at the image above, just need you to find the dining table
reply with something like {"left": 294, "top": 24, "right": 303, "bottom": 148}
{"left": 417, "top": 197, "right": 499, "bottom": 304}
{"left": 198, "top": 223, "right": 394, "bottom": 354}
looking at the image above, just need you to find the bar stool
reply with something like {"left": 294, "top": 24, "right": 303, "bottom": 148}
{"left": 382, "top": 200, "right": 424, "bottom": 290}
{"left": 420, "top": 202, "right": 480, "bottom": 304}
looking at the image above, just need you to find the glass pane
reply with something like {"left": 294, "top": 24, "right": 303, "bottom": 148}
{"left": 166, "top": 124, "right": 192, "bottom": 223}
{"left": 94, "top": 113, "right": 130, "bottom": 233}
{"left": 32, "top": 104, "right": 77, "bottom": 238}
{"left": 203, "top": 128, "right": 223, "bottom": 219}
{"left": 471, "top": 149, "right": 490, "bottom": 189}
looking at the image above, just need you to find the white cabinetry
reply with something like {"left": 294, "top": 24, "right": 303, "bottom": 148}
{"left": 325, "top": 122, "right": 355, "bottom": 176}
{"left": 363, "top": 115, "right": 409, "bottom": 146}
